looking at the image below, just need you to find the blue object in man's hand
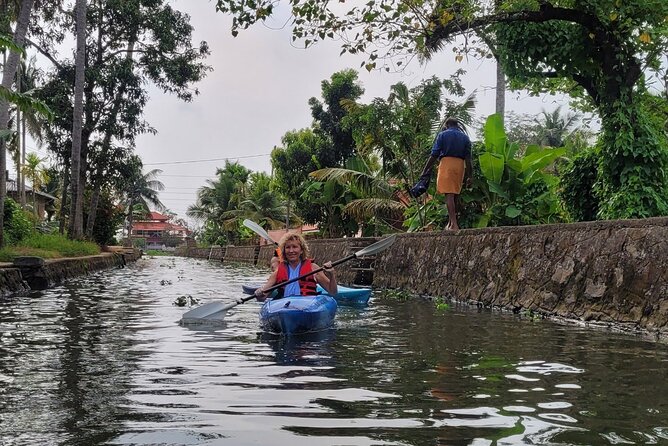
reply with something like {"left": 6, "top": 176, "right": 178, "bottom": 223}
{"left": 409, "top": 173, "right": 431, "bottom": 198}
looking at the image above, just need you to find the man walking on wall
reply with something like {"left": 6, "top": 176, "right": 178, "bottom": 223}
{"left": 419, "top": 117, "right": 473, "bottom": 231}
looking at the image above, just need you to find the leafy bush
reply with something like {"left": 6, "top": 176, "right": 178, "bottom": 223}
{"left": 89, "top": 192, "right": 125, "bottom": 245}
{"left": 3, "top": 198, "right": 35, "bottom": 244}
{"left": 461, "top": 114, "right": 566, "bottom": 227}
{"left": 559, "top": 146, "right": 600, "bottom": 221}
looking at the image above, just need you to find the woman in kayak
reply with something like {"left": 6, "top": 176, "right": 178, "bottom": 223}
{"left": 255, "top": 232, "right": 337, "bottom": 300}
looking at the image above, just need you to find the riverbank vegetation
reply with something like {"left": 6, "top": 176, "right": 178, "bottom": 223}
{"left": 1, "top": 1, "right": 666, "bottom": 251}
{"left": 0, "top": 198, "right": 99, "bottom": 261}
{"left": 0, "top": 0, "right": 208, "bottom": 249}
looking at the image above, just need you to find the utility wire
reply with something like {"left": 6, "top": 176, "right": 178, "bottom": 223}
{"left": 144, "top": 153, "right": 270, "bottom": 166}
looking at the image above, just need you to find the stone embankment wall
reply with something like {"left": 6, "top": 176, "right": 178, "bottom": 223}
{"left": 373, "top": 217, "right": 668, "bottom": 335}
{"left": 179, "top": 218, "right": 668, "bottom": 335}
{"left": 0, "top": 248, "right": 141, "bottom": 297}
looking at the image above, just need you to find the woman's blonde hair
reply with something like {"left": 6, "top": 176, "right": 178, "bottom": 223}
{"left": 278, "top": 232, "right": 310, "bottom": 261}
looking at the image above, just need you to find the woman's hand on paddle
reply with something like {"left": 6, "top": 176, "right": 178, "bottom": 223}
{"left": 323, "top": 261, "right": 335, "bottom": 277}
{"left": 254, "top": 287, "right": 268, "bottom": 302}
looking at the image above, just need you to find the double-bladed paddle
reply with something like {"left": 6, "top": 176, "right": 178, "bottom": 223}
{"left": 243, "top": 219, "right": 278, "bottom": 245}
{"left": 179, "top": 234, "right": 397, "bottom": 324}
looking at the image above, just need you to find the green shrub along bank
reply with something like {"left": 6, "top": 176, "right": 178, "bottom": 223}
{"left": 0, "top": 234, "right": 100, "bottom": 262}
{"left": 0, "top": 199, "right": 101, "bottom": 262}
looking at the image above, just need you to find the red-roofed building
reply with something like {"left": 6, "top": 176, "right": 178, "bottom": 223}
{"left": 130, "top": 212, "right": 192, "bottom": 250}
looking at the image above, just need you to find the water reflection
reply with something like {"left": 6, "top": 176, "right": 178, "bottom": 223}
{"left": 0, "top": 256, "right": 666, "bottom": 446}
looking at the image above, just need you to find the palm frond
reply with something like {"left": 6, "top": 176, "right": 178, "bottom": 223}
{"left": 310, "top": 167, "right": 393, "bottom": 197}
{"left": 342, "top": 198, "right": 406, "bottom": 221}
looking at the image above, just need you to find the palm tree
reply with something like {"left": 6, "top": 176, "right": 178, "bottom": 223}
{"left": 124, "top": 167, "right": 165, "bottom": 239}
{"left": 310, "top": 156, "right": 406, "bottom": 231}
{"left": 8, "top": 56, "right": 45, "bottom": 207}
{"left": 186, "top": 162, "right": 250, "bottom": 243}
{"left": 20, "top": 151, "right": 47, "bottom": 218}
{"left": 534, "top": 106, "right": 581, "bottom": 148}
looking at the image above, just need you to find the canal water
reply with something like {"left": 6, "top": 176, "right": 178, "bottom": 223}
{"left": 0, "top": 256, "right": 666, "bottom": 445}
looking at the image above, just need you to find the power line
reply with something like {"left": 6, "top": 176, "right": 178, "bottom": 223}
{"left": 160, "top": 174, "right": 214, "bottom": 178}
{"left": 144, "top": 153, "right": 270, "bottom": 166}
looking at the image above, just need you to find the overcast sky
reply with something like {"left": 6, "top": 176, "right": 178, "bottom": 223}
{"left": 22, "top": 0, "right": 573, "bottom": 225}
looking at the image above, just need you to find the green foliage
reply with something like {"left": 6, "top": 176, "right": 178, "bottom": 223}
{"left": 32, "top": 0, "right": 210, "bottom": 240}
{"left": 403, "top": 194, "right": 448, "bottom": 232}
{"left": 378, "top": 289, "right": 413, "bottom": 300}
{"left": 3, "top": 198, "right": 35, "bottom": 245}
{"left": 559, "top": 147, "right": 600, "bottom": 222}
{"left": 309, "top": 69, "right": 364, "bottom": 167}
{"left": 217, "top": 0, "right": 668, "bottom": 220}
{"left": 462, "top": 114, "right": 566, "bottom": 227}
{"left": 596, "top": 98, "right": 668, "bottom": 218}
{"left": 188, "top": 162, "right": 293, "bottom": 244}
{"left": 0, "top": 234, "right": 100, "bottom": 262}
{"left": 309, "top": 156, "right": 404, "bottom": 234}
{"left": 433, "top": 296, "right": 450, "bottom": 311}
{"left": 90, "top": 192, "right": 124, "bottom": 245}
{"left": 145, "top": 249, "right": 173, "bottom": 257}
{"left": 0, "top": 85, "right": 53, "bottom": 122}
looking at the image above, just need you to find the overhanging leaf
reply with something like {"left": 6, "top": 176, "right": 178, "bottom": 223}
{"left": 479, "top": 152, "right": 504, "bottom": 184}
{"left": 483, "top": 113, "right": 507, "bottom": 155}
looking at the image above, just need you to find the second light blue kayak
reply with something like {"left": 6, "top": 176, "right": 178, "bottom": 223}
{"left": 259, "top": 294, "right": 337, "bottom": 335}
{"left": 242, "top": 283, "right": 371, "bottom": 306}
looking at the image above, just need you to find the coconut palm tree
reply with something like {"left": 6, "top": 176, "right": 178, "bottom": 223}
{"left": 310, "top": 155, "right": 405, "bottom": 231}
{"left": 221, "top": 172, "right": 299, "bottom": 231}
{"left": 20, "top": 151, "right": 47, "bottom": 218}
{"left": 124, "top": 167, "right": 165, "bottom": 239}
{"left": 9, "top": 56, "right": 45, "bottom": 207}
{"left": 534, "top": 106, "right": 581, "bottom": 148}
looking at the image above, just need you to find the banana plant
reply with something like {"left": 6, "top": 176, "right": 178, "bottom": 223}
{"left": 464, "top": 114, "right": 567, "bottom": 227}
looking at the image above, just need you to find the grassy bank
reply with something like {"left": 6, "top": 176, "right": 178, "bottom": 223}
{"left": 0, "top": 234, "right": 101, "bottom": 262}
{"left": 144, "top": 250, "right": 174, "bottom": 256}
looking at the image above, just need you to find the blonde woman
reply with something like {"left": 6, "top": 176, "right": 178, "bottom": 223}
{"left": 255, "top": 232, "right": 337, "bottom": 300}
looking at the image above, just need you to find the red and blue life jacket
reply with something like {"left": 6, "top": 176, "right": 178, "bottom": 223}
{"left": 275, "top": 259, "right": 318, "bottom": 297}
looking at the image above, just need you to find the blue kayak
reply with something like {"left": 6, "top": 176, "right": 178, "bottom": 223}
{"left": 259, "top": 294, "right": 337, "bottom": 335}
{"left": 242, "top": 283, "right": 371, "bottom": 306}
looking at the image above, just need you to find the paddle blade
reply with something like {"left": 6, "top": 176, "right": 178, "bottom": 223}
{"left": 243, "top": 219, "right": 277, "bottom": 245}
{"left": 180, "top": 301, "right": 227, "bottom": 325}
{"left": 354, "top": 234, "right": 397, "bottom": 258}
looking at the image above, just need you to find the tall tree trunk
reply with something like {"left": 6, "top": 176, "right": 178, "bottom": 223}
{"left": 68, "top": 0, "right": 87, "bottom": 239}
{"left": 126, "top": 198, "right": 135, "bottom": 246}
{"left": 84, "top": 170, "right": 101, "bottom": 238}
{"left": 495, "top": 61, "right": 505, "bottom": 123}
{"left": 59, "top": 167, "right": 69, "bottom": 235}
{"left": 15, "top": 100, "right": 21, "bottom": 205}
{"left": 20, "top": 112, "right": 26, "bottom": 206}
{"left": 494, "top": 0, "right": 505, "bottom": 124}
{"left": 0, "top": 0, "right": 34, "bottom": 247}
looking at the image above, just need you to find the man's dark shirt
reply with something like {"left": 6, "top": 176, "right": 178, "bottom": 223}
{"left": 431, "top": 128, "right": 471, "bottom": 160}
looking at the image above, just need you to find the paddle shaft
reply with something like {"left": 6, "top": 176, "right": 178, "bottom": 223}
{"left": 258, "top": 254, "right": 354, "bottom": 295}
{"left": 219, "top": 254, "right": 353, "bottom": 311}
